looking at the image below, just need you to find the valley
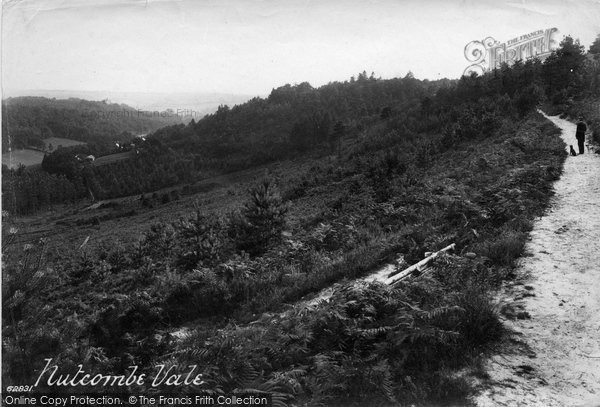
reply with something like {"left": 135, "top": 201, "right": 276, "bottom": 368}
{"left": 2, "top": 34, "right": 600, "bottom": 406}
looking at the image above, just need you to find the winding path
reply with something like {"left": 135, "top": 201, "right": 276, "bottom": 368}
{"left": 475, "top": 114, "right": 600, "bottom": 407}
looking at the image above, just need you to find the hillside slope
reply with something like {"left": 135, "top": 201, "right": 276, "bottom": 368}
{"left": 150, "top": 74, "right": 454, "bottom": 173}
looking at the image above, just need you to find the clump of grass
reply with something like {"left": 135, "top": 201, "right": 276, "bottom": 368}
{"left": 427, "top": 370, "right": 474, "bottom": 403}
{"left": 478, "top": 230, "right": 527, "bottom": 267}
{"left": 457, "top": 287, "right": 503, "bottom": 347}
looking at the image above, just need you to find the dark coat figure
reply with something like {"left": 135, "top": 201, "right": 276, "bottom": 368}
{"left": 576, "top": 119, "right": 587, "bottom": 154}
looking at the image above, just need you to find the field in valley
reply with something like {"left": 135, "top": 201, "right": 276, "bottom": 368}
{"left": 43, "top": 137, "right": 86, "bottom": 150}
{"left": 2, "top": 137, "right": 86, "bottom": 169}
{"left": 91, "top": 151, "right": 133, "bottom": 166}
{"left": 1, "top": 149, "right": 45, "bottom": 169}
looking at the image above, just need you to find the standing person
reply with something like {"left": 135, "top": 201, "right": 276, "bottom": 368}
{"left": 576, "top": 117, "right": 587, "bottom": 154}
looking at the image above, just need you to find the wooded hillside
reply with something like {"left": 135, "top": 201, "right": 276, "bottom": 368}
{"left": 1, "top": 96, "right": 182, "bottom": 153}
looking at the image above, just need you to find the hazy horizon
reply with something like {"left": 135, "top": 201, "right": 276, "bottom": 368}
{"left": 3, "top": 0, "right": 600, "bottom": 98}
{"left": 1, "top": 89, "right": 256, "bottom": 115}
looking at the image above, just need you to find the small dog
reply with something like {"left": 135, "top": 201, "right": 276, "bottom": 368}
{"left": 570, "top": 145, "right": 578, "bottom": 156}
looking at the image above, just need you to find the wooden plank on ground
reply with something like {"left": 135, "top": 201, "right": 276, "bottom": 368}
{"left": 386, "top": 243, "right": 455, "bottom": 285}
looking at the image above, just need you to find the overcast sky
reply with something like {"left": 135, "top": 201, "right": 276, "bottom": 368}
{"left": 2, "top": 0, "right": 600, "bottom": 97}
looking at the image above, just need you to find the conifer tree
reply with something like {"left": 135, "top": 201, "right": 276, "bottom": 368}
{"left": 232, "top": 178, "right": 288, "bottom": 256}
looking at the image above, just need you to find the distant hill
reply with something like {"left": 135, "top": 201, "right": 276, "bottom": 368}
{"left": 1, "top": 96, "right": 183, "bottom": 154}
{"left": 4, "top": 90, "right": 254, "bottom": 120}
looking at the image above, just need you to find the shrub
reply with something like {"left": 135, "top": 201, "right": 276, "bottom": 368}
{"left": 478, "top": 230, "right": 527, "bottom": 267}
{"left": 137, "top": 222, "right": 177, "bottom": 259}
{"left": 456, "top": 287, "right": 503, "bottom": 347}
{"left": 514, "top": 83, "right": 544, "bottom": 117}
{"left": 282, "top": 178, "right": 309, "bottom": 201}
{"left": 230, "top": 179, "right": 288, "bottom": 256}
{"left": 307, "top": 219, "right": 359, "bottom": 251}
{"left": 175, "top": 205, "right": 228, "bottom": 269}
{"left": 163, "top": 270, "right": 230, "bottom": 321}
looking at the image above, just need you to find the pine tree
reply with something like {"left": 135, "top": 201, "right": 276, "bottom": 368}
{"left": 232, "top": 178, "right": 288, "bottom": 256}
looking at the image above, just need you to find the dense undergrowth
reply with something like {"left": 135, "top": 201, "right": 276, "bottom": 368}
{"left": 2, "top": 108, "right": 565, "bottom": 404}
{"left": 4, "top": 34, "right": 599, "bottom": 405}
{"left": 159, "top": 113, "right": 564, "bottom": 406}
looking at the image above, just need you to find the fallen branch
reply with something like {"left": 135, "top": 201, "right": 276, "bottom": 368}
{"left": 386, "top": 243, "right": 455, "bottom": 285}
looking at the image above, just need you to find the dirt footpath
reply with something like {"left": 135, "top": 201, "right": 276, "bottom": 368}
{"left": 474, "top": 114, "right": 600, "bottom": 407}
